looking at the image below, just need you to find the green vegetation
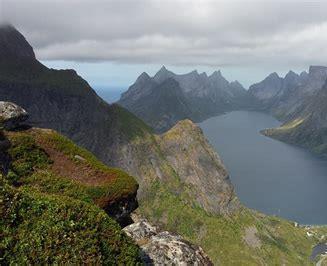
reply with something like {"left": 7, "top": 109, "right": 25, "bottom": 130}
{"left": 110, "top": 104, "right": 153, "bottom": 141}
{"left": 0, "top": 175, "right": 141, "bottom": 264}
{"left": 139, "top": 180, "right": 318, "bottom": 265}
{"left": 6, "top": 129, "right": 138, "bottom": 204}
{"left": 1, "top": 129, "right": 142, "bottom": 264}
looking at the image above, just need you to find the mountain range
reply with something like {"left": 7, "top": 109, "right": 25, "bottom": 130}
{"left": 118, "top": 66, "right": 253, "bottom": 132}
{"left": 249, "top": 66, "right": 327, "bottom": 155}
{"left": 1, "top": 24, "right": 326, "bottom": 264}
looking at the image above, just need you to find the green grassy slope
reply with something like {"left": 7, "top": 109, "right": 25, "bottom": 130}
{"left": 0, "top": 128, "right": 141, "bottom": 264}
{"left": 139, "top": 179, "right": 322, "bottom": 265}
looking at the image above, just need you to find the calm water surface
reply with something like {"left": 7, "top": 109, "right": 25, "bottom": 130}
{"left": 199, "top": 111, "right": 327, "bottom": 224}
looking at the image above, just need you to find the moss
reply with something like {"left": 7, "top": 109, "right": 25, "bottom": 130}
{"left": 6, "top": 129, "right": 138, "bottom": 204}
{"left": 7, "top": 134, "right": 51, "bottom": 184}
{"left": 139, "top": 179, "right": 317, "bottom": 265}
{"left": 0, "top": 175, "right": 141, "bottom": 264}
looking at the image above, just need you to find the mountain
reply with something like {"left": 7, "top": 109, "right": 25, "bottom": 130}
{"left": 262, "top": 80, "right": 327, "bottom": 156}
{"left": 250, "top": 66, "right": 327, "bottom": 155}
{"left": 118, "top": 66, "right": 252, "bottom": 132}
{"left": 249, "top": 66, "right": 327, "bottom": 120}
{"left": 1, "top": 25, "right": 325, "bottom": 264}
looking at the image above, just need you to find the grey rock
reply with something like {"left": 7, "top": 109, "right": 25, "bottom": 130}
{"left": 123, "top": 219, "right": 213, "bottom": 265}
{"left": 0, "top": 101, "right": 28, "bottom": 130}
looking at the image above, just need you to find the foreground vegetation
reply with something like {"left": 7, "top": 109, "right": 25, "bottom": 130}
{"left": 0, "top": 128, "right": 141, "bottom": 264}
{"left": 140, "top": 179, "right": 324, "bottom": 265}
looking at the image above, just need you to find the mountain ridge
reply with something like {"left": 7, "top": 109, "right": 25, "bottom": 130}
{"left": 118, "top": 66, "right": 253, "bottom": 132}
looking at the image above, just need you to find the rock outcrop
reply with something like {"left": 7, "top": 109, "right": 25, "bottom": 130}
{"left": 0, "top": 101, "right": 28, "bottom": 130}
{"left": 123, "top": 218, "right": 213, "bottom": 265}
{"left": 118, "top": 66, "right": 253, "bottom": 132}
{"left": 158, "top": 120, "right": 239, "bottom": 214}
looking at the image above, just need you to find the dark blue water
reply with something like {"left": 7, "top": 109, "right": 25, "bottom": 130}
{"left": 199, "top": 111, "right": 327, "bottom": 224}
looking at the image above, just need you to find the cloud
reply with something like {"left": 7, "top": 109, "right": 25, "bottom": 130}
{"left": 2, "top": 0, "right": 327, "bottom": 68}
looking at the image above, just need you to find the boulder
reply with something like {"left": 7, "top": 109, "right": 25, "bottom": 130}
{"left": 123, "top": 219, "right": 213, "bottom": 265}
{"left": 0, "top": 101, "right": 28, "bottom": 130}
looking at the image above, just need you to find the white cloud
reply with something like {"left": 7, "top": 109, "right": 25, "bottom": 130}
{"left": 2, "top": 0, "right": 327, "bottom": 69}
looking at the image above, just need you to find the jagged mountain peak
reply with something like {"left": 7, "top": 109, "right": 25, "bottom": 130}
{"left": 136, "top": 72, "right": 151, "bottom": 83}
{"left": 210, "top": 70, "right": 222, "bottom": 78}
{"left": 284, "top": 70, "right": 300, "bottom": 81}
{"left": 0, "top": 24, "right": 35, "bottom": 61}
{"left": 285, "top": 70, "right": 298, "bottom": 77}
{"left": 153, "top": 65, "right": 175, "bottom": 83}
{"left": 267, "top": 72, "right": 280, "bottom": 79}
{"left": 200, "top": 72, "right": 208, "bottom": 78}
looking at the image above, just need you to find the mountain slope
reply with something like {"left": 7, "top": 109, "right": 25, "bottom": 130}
{"left": 249, "top": 66, "right": 327, "bottom": 120}
{"left": 262, "top": 80, "right": 327, "bottom": 156}
{"left": 118, "top": 66, "right": 253, "bottom": 132}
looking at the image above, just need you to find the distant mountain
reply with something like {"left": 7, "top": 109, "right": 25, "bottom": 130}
{"left": 249, "top": 66, "right": 327, "bottom": 120}
{"left": 263, "top": 80, "right": 327, "bottom": 156}
{"left": 118, "top": 66, "right": 253, "bottom": 132}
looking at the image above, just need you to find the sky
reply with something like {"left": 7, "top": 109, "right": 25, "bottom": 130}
{"left": 1, "top": 0, "right": 327, "bottom": 89}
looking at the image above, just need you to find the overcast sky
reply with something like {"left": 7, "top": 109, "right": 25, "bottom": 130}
{"left": 1, "top": 0, "right": 327, "bottom": 89}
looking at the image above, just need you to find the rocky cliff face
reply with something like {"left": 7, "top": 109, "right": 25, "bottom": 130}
{"left": 119, "top": 66, "right": 253, "bottom": 132}
{"left": 158, "top": 120, "right": 238, "bottom": 214}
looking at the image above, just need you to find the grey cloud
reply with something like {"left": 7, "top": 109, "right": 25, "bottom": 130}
{"left": 1, "top": 0, "right": 327, "bottom": 68}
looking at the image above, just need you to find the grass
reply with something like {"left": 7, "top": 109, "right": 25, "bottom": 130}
{"left": 110, "top": 104, "right": 153, "bottom": 141}
{"left": 0, "top": 128, "right": 142, "bottom": 264}
{"left": 139, "top": 179, "right": 318, "bottom": 265}
{"left": 6, "top": 129, "right": 139, "bottom": 204}
{"left": 0, "top": 175, "right": 141, "bottom": 265}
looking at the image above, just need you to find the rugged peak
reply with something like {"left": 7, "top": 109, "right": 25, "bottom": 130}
{"left": 0, "top": 24, "right": 35, "bottom": 61}
{"left": 136, "top": 72, "right": 151, "bottom": 83}
{"left": 267, "top": 72, "right": 280, "bottom": 80}
{"left": 200, "top": 72, "right": 208, "bottom": 78}
{"left": 284, "top": 70, "right": 299, "bottom": 82}
{"left": 285, "top": 70, "right": 298, "bottom": 78}
{"left": 210, "top": 70, "right": 222, "bottom": 78}
{"left": 153, "top": 65, "right": 175, "bottom": 83}
{"left": 208, "top": 70, "right": 229, "bottom": 87}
